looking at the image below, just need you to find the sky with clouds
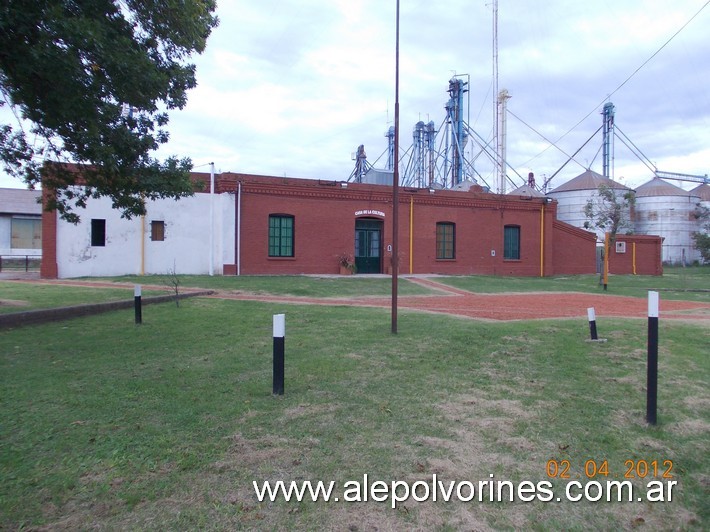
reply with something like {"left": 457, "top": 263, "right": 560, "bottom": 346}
{"left": 2, "top": 0, "right": 708, "bottom": 191}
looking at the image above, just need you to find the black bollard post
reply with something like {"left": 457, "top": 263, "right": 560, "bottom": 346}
{"left": 647, "top": 291, "right": 659, "bottom": 425}
{"left": 134, "top": 285, "right": 142, "bottom": 325}
{"left": 273, "top": 314, "right": 285, "bottom": 395}
{"left": 587, "top": 307, "right": 598, "bottom": 340}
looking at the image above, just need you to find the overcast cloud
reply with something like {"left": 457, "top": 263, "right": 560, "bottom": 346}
{"left": 2, "top": 0, "right": 708, "bottom": 191}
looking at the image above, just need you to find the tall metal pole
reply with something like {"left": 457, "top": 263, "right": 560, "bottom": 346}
{"left": 391, "top": 0, "right": 400, "bottom": 334}
{"left": 497, "top": 89, "right": 511, "bottom": 194}
{"left": 492, "top": 0, "right": 500, "bottom": 192}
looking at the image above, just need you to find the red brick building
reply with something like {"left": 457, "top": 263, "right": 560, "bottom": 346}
{"left": 608, "top": 235, "right": 664, "bottom": 276}
{"left": 41, "top": 172, "right": 663, "bottom": 278}
{"left": 217, "top": 173, "right": 596, "bottom": 276}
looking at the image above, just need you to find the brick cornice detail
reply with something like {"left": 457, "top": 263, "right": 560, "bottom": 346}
{"left": 238, "top": 182, "right": 547, "bottom": 212}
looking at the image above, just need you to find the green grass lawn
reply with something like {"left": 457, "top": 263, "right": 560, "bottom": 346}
{"left": 0, "top": 275, "right": 433, "bottom": 316}
{"left": 84, "top": 274, "right": 435, "bottom": 298}
{"left": 437, "top": 266, "right": 710, "bottom": 303}
{"left": 1, "top": 289, "right": 707, "bottom": 529}
{"left": 0, "top": 282, "right": 168, "bottom": 314}
{"left": 84, "top": 265, "right": 710, "bottom": 303}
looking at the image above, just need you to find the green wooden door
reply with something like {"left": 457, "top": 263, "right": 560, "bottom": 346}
{"left": 354, "top": 219, "right": 382, "bottom": 274}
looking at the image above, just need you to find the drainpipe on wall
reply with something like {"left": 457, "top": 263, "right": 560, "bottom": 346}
{"left": 409, "top": 195, "right": 414, "bottom": 274}
{"left": 237, "top": 180, "right": 242, "bottom": 276}
{"left": 209, "top": 162, "right": 215, "bottom": 276}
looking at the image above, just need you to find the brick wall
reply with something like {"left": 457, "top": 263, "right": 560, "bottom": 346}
{"left": 225, "top": 174, "right": 596, "bottom": 276}
{"left": 40, "top": 188, "right": 58, "bottom": 279}
{"left": 40, "top": 171, "right": 614, "bottom": 278}
{"left": 608, "top": 235, "right": 663, "bottom": 276}
{"left": 551, "top": 220, "right": 598, "bottom": 275}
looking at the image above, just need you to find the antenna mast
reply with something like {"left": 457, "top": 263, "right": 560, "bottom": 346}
{"left": 497, "top": 89, "right": 511, "bottom": 193}
{"left": 493, "top": 0, "right": 500, "bottom": 192}
{"left": 602, "top": 102, "right": 615, "bottom": 179}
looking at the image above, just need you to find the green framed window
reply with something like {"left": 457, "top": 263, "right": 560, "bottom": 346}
{"left": 436, "top": 222, "right": 455, "bottom": 259}
{"left": 504, "top": 225, "right": 520, "bottom": 260}
{"left": 268, "top": 214, "right": 294, "bottom": 257}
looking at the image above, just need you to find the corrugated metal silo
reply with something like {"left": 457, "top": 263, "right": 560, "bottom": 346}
{"left": 634, "top": 178, "right": 701, "bottom": 264}
{"left": 691, "top": 183, "right": 710, "bottom": 208}
{"left": 691, "top": 184, "right": 710, "bottom": 264}
{"left": 547, "top": 169, "right": 633, "bottom": 241}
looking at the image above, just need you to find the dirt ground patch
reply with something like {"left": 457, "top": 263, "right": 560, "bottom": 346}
{"left": 0, "top": 299, "right": 29, "bottom": 308}
{"left": 208, "top": 278, "right": 710, "bottom": 322}
{"left": 10, "top": 276, "right": 710, "bottom": 322}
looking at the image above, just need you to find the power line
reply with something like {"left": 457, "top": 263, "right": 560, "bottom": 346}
{"left": 534, "top": 1, "right": 710, "bottom": 158}
{"left": 614, "top": 126, "right": 656, "bottom": 173}
{"left": 605, "top": 0, "right": 709, "bottom": 103}
{"left": 508, "top": 109, "right": 588, "bottom": 171}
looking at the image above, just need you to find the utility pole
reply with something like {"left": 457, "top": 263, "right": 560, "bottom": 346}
{"left": 492, "top": 0, "right": 500, "bottom": 192}
{"left": 391, "top": 0, "right": 400, "bottom": 334}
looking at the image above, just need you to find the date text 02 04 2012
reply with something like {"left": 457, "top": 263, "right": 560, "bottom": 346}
{"left": 546, "top": 459, "right": 673, "bottom": 480}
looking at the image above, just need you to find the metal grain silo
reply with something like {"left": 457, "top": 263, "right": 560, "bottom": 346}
{"left": 691, "top": 184, "right": 710, "bottom": 264}
{"left": 691, "top": 183, "right": 710, "bottom": 209}
{"left": 634, "top": 178, "right": 701, "bottom": 265}
{"left": 547, "top": 169, "right": 633, "bottom": 241}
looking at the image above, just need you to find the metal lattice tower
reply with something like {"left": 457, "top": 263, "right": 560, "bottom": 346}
{"left": 360, "top": 76, "right": 527, "bottom": 192}
{"left": 350, "top": 144, "right": 370, "bottom": 183}
{"left": 602, "top": 102, "right": 615, "bottom": 178}
{"left": 385, "top": 126, "right": 395, "bottom": 171}
{"left": 445, "top": 77, "right": 469, "bottom": 186}
{"left": 411, "top": 121, "right": 436, "bottom": 187}
{"left": 497, "top": 89, "right": 511, "bottom": 193}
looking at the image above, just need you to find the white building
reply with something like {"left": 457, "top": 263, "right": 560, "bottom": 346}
{"left": 52, "top": 189, "right": 234, "bottom": 278}
{"left": 0, "top": 187, "right": 42, "bottom": 259}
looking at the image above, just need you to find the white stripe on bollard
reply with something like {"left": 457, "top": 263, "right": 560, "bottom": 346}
{"left": 587, "top": 307, "right": 599, "bottom": 341}
{"left": 648, "top": 291, "right": 659, "bottom": 318}
{"left": 273, "top": 313, "right": 285, "bottom": 338}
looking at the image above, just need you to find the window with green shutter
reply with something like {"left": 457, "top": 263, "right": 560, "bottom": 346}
{"left": 504, "top": 225, "right": 520, "bottom": 260}
{"left": 268, "top": 215, "right": 294, "bottom": 257}
{"left": 436, "top": 222, "right": 455, "bottom": 259}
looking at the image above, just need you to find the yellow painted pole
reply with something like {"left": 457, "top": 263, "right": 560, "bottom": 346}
{"left": 140, "top": 214, "right": 145, "bottom": 276}
{"left": 633, "top": 242, "right": 637, "bottom": 275}
{"left": 409, "top": 195, "right": 414, "bottom": 274}
{"left": 540, "top": 204, "right": 544, "bottom": 277}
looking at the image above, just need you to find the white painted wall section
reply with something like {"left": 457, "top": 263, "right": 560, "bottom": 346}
{"left": 56, "top": 191, "right": 235, "bottom": 278}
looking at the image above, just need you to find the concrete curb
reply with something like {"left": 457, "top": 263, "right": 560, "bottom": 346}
{"left": 0, "top": 291, "right": 214, "bottom": 329}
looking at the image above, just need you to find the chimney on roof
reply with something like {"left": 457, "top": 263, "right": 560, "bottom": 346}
{"left": 528, "top": 172, "right": 535, "bottom": 188}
